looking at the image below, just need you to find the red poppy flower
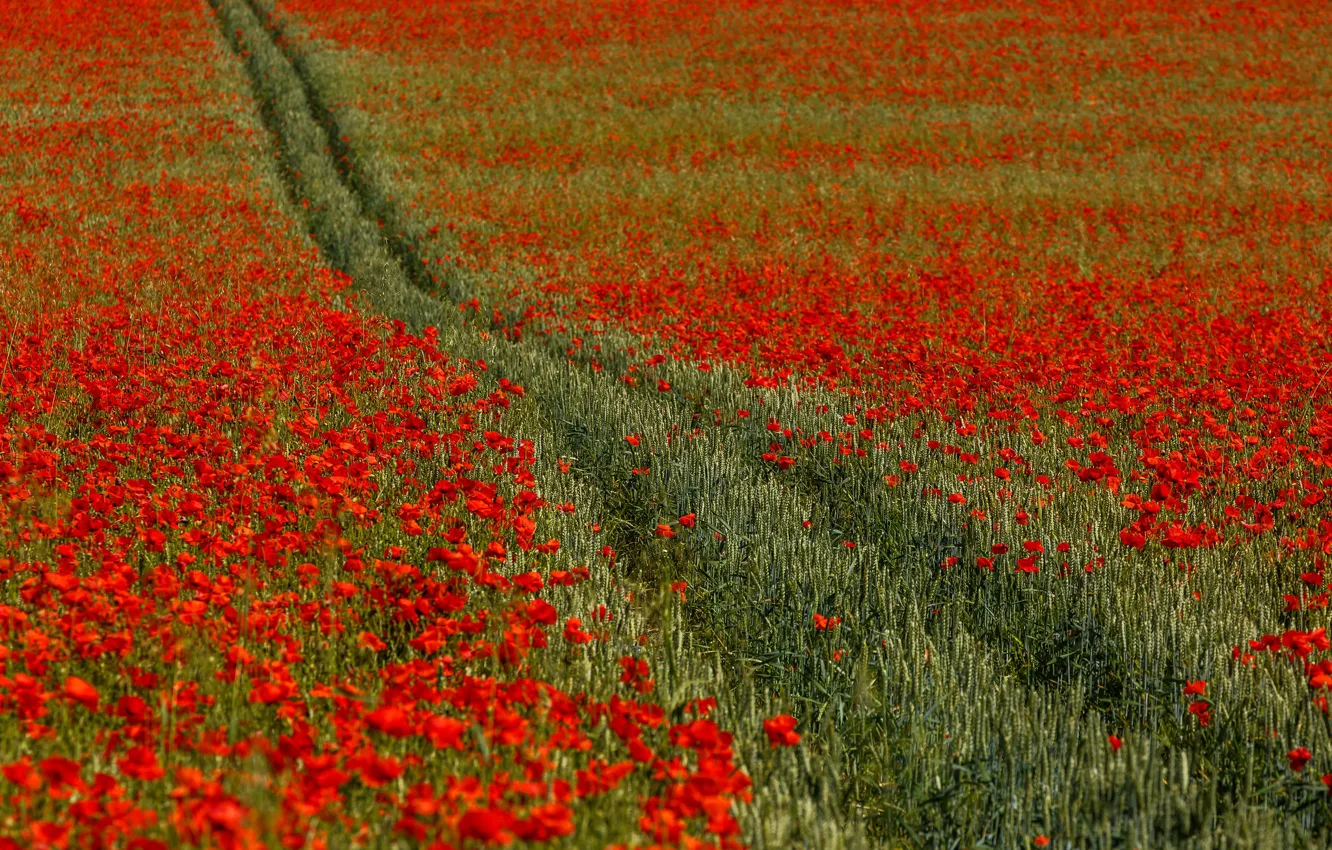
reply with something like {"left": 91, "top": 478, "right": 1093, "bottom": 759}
{"left": 1289, "top": 747, "right": 1312, "bottom": 772}
{"left": 117, "top": 747, "right": 166, "bottom": 781}
{"left": 62, "top": 677, "right": 99, "bottom": 712}
{"left": 763, "top": 714, "right": 800, "bottom": 748}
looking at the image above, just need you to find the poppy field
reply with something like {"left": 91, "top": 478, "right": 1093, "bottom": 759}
{"left": 4, "top": 0, "right": 1332, "bottom": 847}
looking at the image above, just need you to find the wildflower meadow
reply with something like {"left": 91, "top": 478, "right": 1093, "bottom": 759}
{"left": 3, "top": 1, "right": 1332, "bottom": 848}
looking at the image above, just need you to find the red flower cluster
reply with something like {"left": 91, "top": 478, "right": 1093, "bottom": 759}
{"left": 762, "top": 715, "right": 800, "bottom": 748}
{"left": 1289, "top": 747, "right": 1312, "bottom": 773}
{"left": 0, "top": 2, "right": 753, "bottom": 847}
{"left": 812, "top": 614, "right": 841, "bottom": 631}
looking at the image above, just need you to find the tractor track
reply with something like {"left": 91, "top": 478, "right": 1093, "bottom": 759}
{"left": 204, "top": 0, "right": 889, "bottom": 618}
{"left": 204, "top": 7, "right": 898, "bottom": 841}
{"left": 207, "top": 0, "right": 910, "bottom": 655}
{"left": 239, "top": 0, "right": 443, "bottom": 299}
